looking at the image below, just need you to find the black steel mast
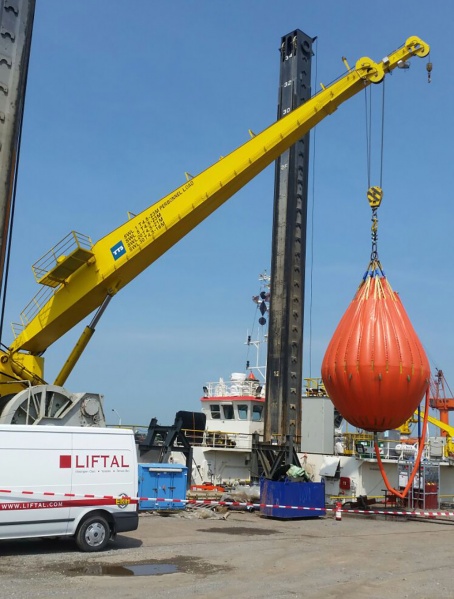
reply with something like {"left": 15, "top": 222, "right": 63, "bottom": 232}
{"left": 253, "top": 29, "right": 313, "bottom": 479}
{"left": 264, "top": 30, "right": 313, "bottom": 445}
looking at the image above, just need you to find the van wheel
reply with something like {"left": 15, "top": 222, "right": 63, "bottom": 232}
{"left": 76, "top": 515, "right": 110, "bottom": 552}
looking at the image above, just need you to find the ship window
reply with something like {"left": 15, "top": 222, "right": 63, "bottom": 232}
{"left": 210, "top": 405, "right": 221, "bottom": 419}
{"left": 237, "top": 405, "right": 248, "bottom": 420}
{"left": 222, "top": 404, "right": 234, "bottom": 420}
{"left": 252, "top": 405, "right": 263, "bottom": 422}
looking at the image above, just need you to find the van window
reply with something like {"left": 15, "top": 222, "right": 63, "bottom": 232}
{"left": 237, "top": 405, "right": 248, "bottom": 420}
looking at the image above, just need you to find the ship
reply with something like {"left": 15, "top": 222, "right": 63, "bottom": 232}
{"left": 169, "top": 273, "right": 269, "bottom": 487}
{"left": 168, "top": 274, "right": 454, "bottom": 511}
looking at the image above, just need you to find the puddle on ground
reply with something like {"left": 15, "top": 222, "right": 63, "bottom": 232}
{"left": 127, "top": 563, "right": 178, "bottom": 576}
{"left": 68, "top": 563, "right": 178, "bottom": 577}
{"left": 58, "top": 555, "right": 230, "bottom": 578}
{"left": 200, "top": 526, "right": 278, "bottom": 536}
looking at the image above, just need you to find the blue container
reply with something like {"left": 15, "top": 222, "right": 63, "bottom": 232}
{"left": 260, "top": 478, "right": 325, "bottom": 519}
{"left": 138, "top": 463, "right": 188, "bottom": 511}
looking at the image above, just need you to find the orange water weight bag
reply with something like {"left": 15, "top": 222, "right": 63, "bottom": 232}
{"left": 321, "top": 263, "right": 430, "bottom": 432}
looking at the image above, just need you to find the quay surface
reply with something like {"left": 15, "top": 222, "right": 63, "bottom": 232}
{"left": 0, "top": 510, "right": 450, "bottom": 598}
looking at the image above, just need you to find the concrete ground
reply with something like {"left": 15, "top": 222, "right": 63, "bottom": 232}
{"left": 0, "top": 508, "right": 452, "bottom": 599}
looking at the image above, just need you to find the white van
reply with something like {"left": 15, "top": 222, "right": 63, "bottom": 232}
{"left": 0, "top": 425, "right": 139, "bottom": 551}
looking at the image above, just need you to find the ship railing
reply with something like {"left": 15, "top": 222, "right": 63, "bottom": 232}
{"left": 119, "top": 425, "right": 262, "bottom": 452}
{"left": 204, "top": 379, "right": 265, "bottom": 398}
{"left": 182, "top": 428, "right": 262, "bottom": 450}
{"left": 342, "top": 432, "right": 434, "bottom": 461}
{"left": 304, "top": 377, "right": 327, "bottom": 397}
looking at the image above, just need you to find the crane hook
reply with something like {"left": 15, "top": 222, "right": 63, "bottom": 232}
{"left": 367, "top": 186, "right": 383, "bottom": 261}
{"left": 426, "top": 61, "right": 432, "bottom": 83}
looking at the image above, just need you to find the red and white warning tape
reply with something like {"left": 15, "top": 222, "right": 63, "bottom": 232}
{"left": 0, "top": 488, "right": 452, "bottom": 518}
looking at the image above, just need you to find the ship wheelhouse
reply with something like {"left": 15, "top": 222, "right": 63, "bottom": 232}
{"left": 200, "top": 373, "right": 265, "bottom": 447}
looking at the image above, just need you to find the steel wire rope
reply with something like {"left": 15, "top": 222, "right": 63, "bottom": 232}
{"left": 380, "top": 79, "right": 386, "bottom": 189}
{"left": 441, "top": 372, "right": 454, "bottom": 398}
{"left": 367, "top": 79, "right": 431, "bottom": 499}
{"left": 364, "top": 87, "right": 372, "bottom": 189}
{"left": 307, "top": 37, "right": 318, "bottom": 378}
{"left": 365, "top": 87, "right": 378, "bottom": 264}
{"left": 365, "top": 81, "right": 387, "bottom": 188}
{"left": 365, "top": 77, "right": 386, "bottom": 265}
{"left": 423, "top": 336, "right": 454, "bottom": 398}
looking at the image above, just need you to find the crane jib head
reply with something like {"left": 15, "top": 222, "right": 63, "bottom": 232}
{"left": 405, "top": 36, "right": 430, "bottom": 58}
{"left": 355, "top": 36, "right": 430, "bottom": 84}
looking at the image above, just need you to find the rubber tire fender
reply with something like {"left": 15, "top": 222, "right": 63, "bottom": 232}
{"left": 75, "top": 513, "right": 111, "bottom": 552}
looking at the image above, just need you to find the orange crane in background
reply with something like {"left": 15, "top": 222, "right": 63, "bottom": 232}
{"left": 429, "top": 369, "right": 454, "bottom": 436}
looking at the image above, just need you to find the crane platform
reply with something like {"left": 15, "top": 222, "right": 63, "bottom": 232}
{"left": 32, "top": 231, "right": 94, "bottom": 287}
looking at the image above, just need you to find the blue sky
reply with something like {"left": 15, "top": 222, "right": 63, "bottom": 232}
{"left": 4, "top": 1, "right": 452, "bottom": 427}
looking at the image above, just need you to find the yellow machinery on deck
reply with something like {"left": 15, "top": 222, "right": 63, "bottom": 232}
{"left": 0, "top": 35, "right": 430, "bottom": 423}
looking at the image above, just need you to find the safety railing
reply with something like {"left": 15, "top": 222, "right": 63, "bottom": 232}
{"left": 130, "top": 426, "right": 261, "bottom": 451}
{"left": 32, "top": 231, "right": 94, "bottom": 287}
{"left": 12, "top": 284, "right": 56, "bottom": 333}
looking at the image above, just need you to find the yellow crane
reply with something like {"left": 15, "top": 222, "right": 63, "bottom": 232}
{"left": 399, "top": 411, "right": 454, "bottom": 458}
{"left": 0, "top": 35, "right": 430, "bottom": 423}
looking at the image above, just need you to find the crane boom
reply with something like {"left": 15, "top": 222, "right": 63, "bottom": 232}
{"left": 3, "top": 35, "right": 429, "bottom": 386}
